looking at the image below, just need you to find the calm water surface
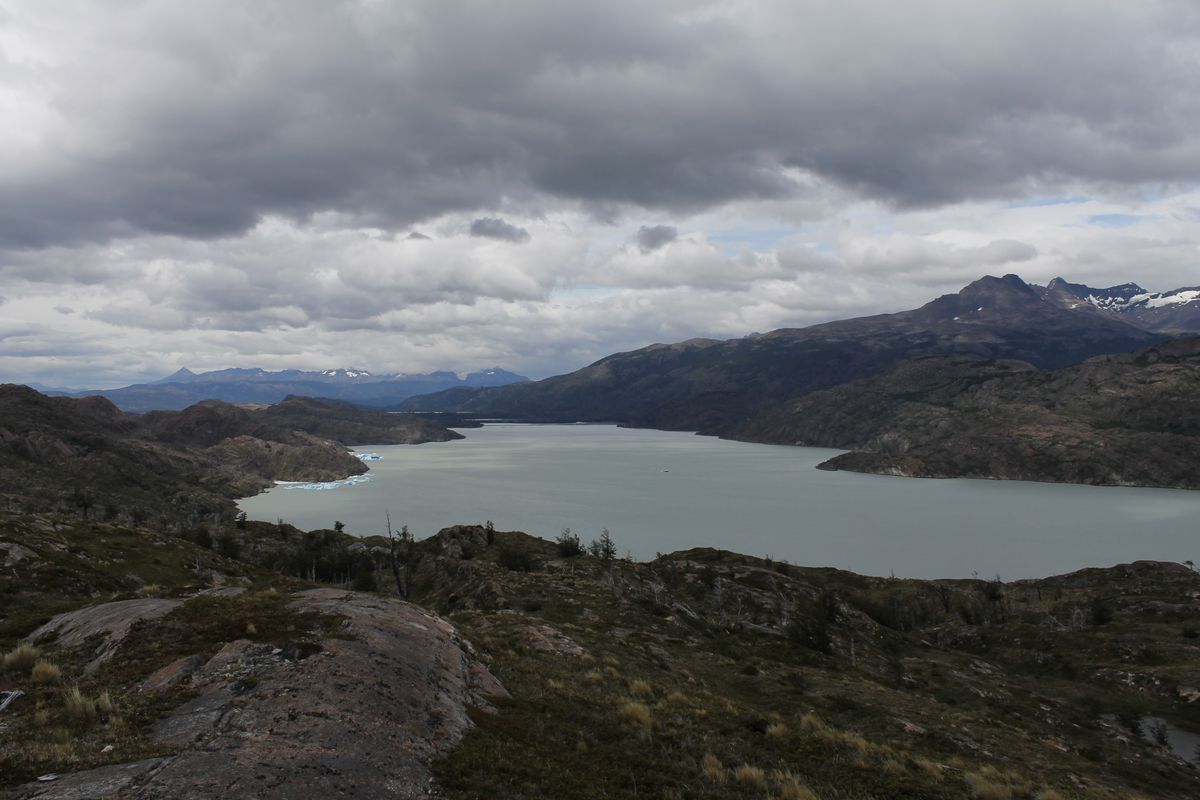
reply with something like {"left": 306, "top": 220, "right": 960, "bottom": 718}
{"left": 237, "top": 423, "right": 1200, "bottom": 579}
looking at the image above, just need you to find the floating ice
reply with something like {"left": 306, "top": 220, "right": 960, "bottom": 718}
{"left": 357, "top": 452, "right": 383, "bottom": 461}
{"left": 279, "top": 474, "right": 372, "bottom": 491}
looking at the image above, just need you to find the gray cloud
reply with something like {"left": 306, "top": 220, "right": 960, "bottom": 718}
{"left": 637, "top": 225, "right": 678, "bottom": 252}
{"left": 469, "top": 217, "right": 531, "bottom": 243}
{"left": 1, "top": 2, "right": 1198, "bottom": 252}
{"left": 2, "top": 2, "right": 1199, "bottom": 389}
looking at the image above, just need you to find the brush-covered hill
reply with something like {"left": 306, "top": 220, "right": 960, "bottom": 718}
{"left": 3, "top": 517, "right": 1199, "bottom": 799}
{"left": 0, "top": 387, "right": 461, "bottom": 522}
{"left": 401, "top": 274, "right": 1164, "bottom": 434}
{"left": 732, "top": 337, "right": 1200, "bottom": 488}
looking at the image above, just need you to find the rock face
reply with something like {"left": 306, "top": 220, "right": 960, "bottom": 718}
{"left": 13, "top": 588, "right": 505, "bottom": 800}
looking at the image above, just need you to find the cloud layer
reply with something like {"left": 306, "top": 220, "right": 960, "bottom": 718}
{"left": 0, "top": 1, "right": 1198, "bottom": 387}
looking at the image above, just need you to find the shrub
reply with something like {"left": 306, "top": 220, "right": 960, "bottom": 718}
{"left": 555, "top": 528, "right": 584, "bottom": 557}
{"left": 497, "top": 546, "right": 537, "bottom": 572}
{"left": 629, "top": 679, "right": 654, "bottom": 699}
{"left": 588, "top": 528, "right": 617, "bottom": 561}
{"left": 766, "top": 721, "right": 788, "bottom": 738}
{"left": 31, "top": 660, "right": 62, "bottom": 685}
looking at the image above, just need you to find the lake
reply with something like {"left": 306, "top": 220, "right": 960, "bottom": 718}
{"left": 237, "top": 423, "right": 1200, "bottom": 580}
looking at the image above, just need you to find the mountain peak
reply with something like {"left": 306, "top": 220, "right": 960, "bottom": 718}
{"left": 959, "top": 273, "right": 1038, "bottom": 298}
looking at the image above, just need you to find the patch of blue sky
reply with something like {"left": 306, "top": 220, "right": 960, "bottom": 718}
{"left": 553, "top": 284, "right": 622, "bottom": 301}
{"left": 1007, "top": 195, "right": 1089, "bottom": 208}
{"left": 707, "top": 227, "right": 799, "bottom": 254}
{"left": 1087, "top": 213, "right": 1155, "bottom": 228}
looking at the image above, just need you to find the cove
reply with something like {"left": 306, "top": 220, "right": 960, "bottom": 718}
{"left": 236, "top": 423, "right": 1200, "bottom": 580}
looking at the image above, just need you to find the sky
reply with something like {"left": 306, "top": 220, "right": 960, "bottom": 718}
{"left": 1, "top": 1, "right": 1198, "bottom": 389}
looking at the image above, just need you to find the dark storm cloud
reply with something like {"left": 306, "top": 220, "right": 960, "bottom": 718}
{"left": 469, "top": 217, "right": 531, "bottom": 243}
{"left": 637, "top": 225, "right": 678, "bottom": 252}
{"left": 3, "top": 1, "right": 1199, "bottom": 250}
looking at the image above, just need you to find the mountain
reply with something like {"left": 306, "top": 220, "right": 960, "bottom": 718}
{"left": 1040, "top": 276, "right": 1200, "bottom": 333}
{"left": 0, "top": 386, "right": 461, "bottom": 521}
{"left": 70, "top": 366, "right": 529, "bottom": 412}
{"left": 732, "top": 337, "right": 1200, "bottom": 488}
{"left": 401, "top": 274, "right": 1165, "bottom": 434}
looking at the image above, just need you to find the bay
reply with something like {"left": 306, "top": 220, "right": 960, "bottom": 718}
{"left": 236, "top": 423, "right": 1200, "bottom": 580}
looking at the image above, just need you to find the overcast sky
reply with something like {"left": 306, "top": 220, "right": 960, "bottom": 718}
{"left": 1, "top": 1, "right": 1198, "bottom": 388}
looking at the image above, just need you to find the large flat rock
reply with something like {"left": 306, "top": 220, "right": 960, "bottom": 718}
{"left": 14, "top": 588, "right": 505, "bottom": 799}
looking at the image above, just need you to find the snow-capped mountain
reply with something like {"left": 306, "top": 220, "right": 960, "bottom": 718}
{"left": 71, "top": 366, "right": 530, "bottom": 412}
{"left": 1039, "top": 277, "right": 1200, "bottom": 333}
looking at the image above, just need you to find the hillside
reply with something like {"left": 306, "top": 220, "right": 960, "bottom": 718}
{"left": 0, "top": 387, "right": 461, "bottom": 522}
{"left": 732, "top": 338, "right": 1200, "bottom": 487}
{"left": 401, "top": 274, "right": 1164, "bottom": 434}
{"left": 3, "top": 518, "right": 1198, "bottom": 799}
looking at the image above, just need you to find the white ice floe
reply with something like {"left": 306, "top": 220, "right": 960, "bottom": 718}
{"left": 357, "top": 452, "right": 383, "bottom": 461}
{"left": 279, "top": 474, "right": 372, "bottom": 491}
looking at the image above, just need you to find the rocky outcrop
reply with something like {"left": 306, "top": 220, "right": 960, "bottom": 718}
{"left": 13, "top": 588, "right": 505, "bottom": 800}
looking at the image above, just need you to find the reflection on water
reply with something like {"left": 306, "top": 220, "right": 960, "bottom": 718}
{"left": 237, "top": 423, "right": 1200, "bottom": 580}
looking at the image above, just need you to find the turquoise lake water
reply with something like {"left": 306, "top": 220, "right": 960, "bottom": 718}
{"left": 237, "top": 423, "right": 1200, "bottom": 579}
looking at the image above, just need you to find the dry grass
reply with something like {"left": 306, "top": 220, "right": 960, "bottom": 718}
{"left": 618, "top": 701, "right": 653, "bottom": 731}
{"left": 584, "top": 668, "right": 605, "bottom": 684}
{"left": 765, "top": 720, "right": 788, "bottom": 738}
{"left": 700, "top": 752, "right": 725, "bottom": 783}
{"left": 629, "top": 679, "right": 654, "bottom": 698}
{"left": 1035, "top": 790, "right": 1065, "bottom": 800}
{"left": 62, "top": 685, "right": 97, "bottom": 726}
{"left": 31, "top": 659, "right": 62, "bottom": 685}
{"left": 2, "top": 643, "right": 41, "bottom": 673}
{"left": 773, "top": 771, "right": 820, "bottom": 800}
{"left": 799, "top": 711, "right": 832, "bottom": 736}
{"left": 666, "top": 690, "right": 690, "bottom": 706}
{"left": 734, "top": 764, "right": 767, "bottom": 789}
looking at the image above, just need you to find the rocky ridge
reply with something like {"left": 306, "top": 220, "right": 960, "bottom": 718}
{"left": 732, "top": 337, "right": 1200, "bottom": 487}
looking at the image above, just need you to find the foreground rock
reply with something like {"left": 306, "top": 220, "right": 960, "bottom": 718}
{"left": 12, "top": 588, "right": 505, "bottom": 800}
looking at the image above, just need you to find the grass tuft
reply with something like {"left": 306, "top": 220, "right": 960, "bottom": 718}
{"left": 62, "top": 685, "right": 97, "bottom": 727}
{"left": 700, "top": 752, "right": 725, "bottom": 784}
{"left": 2, "top": 643, "right": 41, "bottom": 673}
{"left": 30, "top": 659, "right": 62, "bottom": 685}
{"left": 618, "top": 701, "right": 653, "bottom": 731}
{"left": 733, "top": 763, "right": 766, "bottom": 788}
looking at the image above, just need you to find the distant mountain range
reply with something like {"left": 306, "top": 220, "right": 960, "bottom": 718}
{"left": 56, "top": 366, "right": 529, "bottom": 413}
{"left": 400, "top": 274, "right": 1171, "bottom": 432}
{"left": 1039, "top": 277, "right": 1200, "bottom": 332}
